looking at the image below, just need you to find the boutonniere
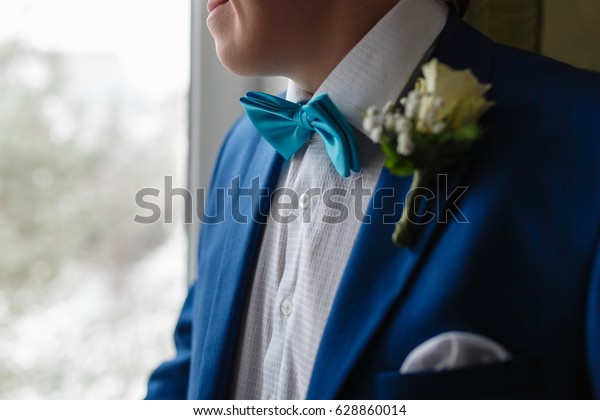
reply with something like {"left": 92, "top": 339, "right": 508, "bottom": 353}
{"left": 361, "top": 59, "right": 494, "bottom": 247}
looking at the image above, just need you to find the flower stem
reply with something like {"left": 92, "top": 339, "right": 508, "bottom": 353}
{"left": 393, "top": 169, "right": 428, "bottom": 247}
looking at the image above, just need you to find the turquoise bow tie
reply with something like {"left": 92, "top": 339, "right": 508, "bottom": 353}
{"left": 240, "top": 91, "right": 361, "bottom": 177}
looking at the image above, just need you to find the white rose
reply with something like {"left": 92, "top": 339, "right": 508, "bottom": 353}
{"left": 416, "top": 58, "right": 494, "bottom": 131}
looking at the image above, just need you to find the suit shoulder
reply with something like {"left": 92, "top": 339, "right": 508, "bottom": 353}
{"left": 484, "top": 42, "right": 600, "bottom": 190}
{"left": 490, "top": 43, "right": 600, "bottom": 141}
{"left": 491, "top": 43, "right": 600, "bottom": 103}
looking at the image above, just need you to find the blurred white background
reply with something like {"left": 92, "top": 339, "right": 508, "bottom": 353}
{"left": 0, "top": 0, "right": 190, "bottom": 398}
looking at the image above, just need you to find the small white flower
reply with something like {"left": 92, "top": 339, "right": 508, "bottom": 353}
{"left": 366, "top": 105, "right": 378, "bottom": 117}
{"left": 396, "top": 132, "right": 414, "bottom": 156}
{"left": 431, "top": 121, "right": 447, "bottom": 134}
{"left": 405, "top": 102, "right": 419, "bottom": 119}
{"left": 362, "top": 115, "right": 377, "bottom": 133}
{"left": 382, "top": 101, "right": 395, "bottom": 114}
{"left": 369, "top": 126, "right": 383, "bottom": 144}
{"left": 402, "top": 91, "right": 423, "bottom": 119}
{"left": 408, "top": 91, "right": 423, "bottom": 101}
{"left": 394, "top": 116, "right": 412, "bottom": 134}
{"left": 384, "top": 113, "right": 395, "bottom": 131}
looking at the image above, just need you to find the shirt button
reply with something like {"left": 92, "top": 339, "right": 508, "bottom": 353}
{"left": 299, "top": 192, "right": 310, "bottom": 209}
{"left": 280, "top": 298, "right": 293, "bottom": 317}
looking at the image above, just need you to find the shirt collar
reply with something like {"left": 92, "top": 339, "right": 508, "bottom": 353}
{"left": 287, "top": 0, "right": 448, "bottom": 136}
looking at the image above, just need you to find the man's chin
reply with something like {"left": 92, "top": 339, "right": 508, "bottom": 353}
{"left": 206, "top": 0, "right": 233, "bottom": 40}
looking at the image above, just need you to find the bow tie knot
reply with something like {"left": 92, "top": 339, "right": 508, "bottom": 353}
{"left": 294, "top": 105, "right": 314, "bottom": 131}
{"left": 240, "top": 91, "right": 361, "bottom": 177}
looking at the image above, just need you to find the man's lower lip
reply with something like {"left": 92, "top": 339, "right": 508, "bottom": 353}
{"left": 207, "top": 0, "right": 228, "bottom": 14}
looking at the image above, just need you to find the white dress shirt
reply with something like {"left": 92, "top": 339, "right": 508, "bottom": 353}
{"left": 231, "top": 0, "right": 448, "bottom": 400}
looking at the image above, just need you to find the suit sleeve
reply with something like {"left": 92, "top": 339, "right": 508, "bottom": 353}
{"left": 145, "top": 282, "right": 196, "bottom": 400}
{"left": 586, "top": 231, "right": 600, "bottom": 399}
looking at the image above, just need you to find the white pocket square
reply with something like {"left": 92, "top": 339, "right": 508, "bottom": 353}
{"left": 400, "top": 331, "right": 511, "bottom": 374}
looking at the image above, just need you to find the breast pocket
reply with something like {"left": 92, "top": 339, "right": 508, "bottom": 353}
{"left": 375, "top": 355, "right": 540, "bottom": 399}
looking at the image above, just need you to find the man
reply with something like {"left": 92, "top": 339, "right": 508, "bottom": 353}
{"left": 146, "top": 0, "right": 600, "bottom": 399}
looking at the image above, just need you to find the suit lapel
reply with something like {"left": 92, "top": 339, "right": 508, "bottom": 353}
{"left": 194, "top": 133, "right": 283, "bottom": 399}
{"left": 306, "top": 9, "right": 494, "bottom": 399}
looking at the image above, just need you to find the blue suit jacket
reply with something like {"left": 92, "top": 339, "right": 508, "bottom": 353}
{"left": 146, "top": 11, "right": 600, "bottom": 399}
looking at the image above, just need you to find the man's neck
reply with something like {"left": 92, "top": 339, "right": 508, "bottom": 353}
{"left": 288, "top": 0, "right": 402, "bottom": 93}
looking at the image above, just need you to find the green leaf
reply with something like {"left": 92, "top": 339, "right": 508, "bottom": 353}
{"left": 380, "top": 138, "right": 415, "bottom": 176}
{"left": 453, "top": 123, "right": 483, "bottom": 141}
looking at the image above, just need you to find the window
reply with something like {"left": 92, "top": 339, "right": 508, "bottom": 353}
{"left": 0, "top": 1, "right": 189, "bottom": 398}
